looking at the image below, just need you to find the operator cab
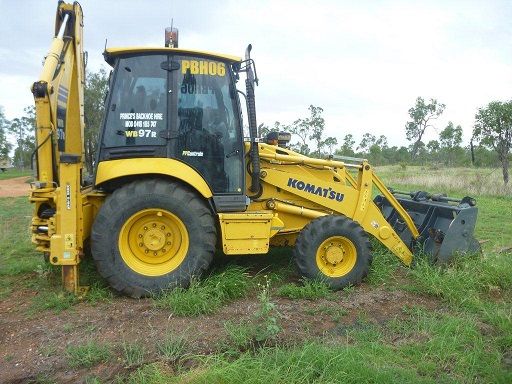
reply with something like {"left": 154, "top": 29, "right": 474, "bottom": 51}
{"left": 97, "top": 48, "right": 246, "bottom": 209}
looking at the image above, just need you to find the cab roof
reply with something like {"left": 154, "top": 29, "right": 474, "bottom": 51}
{"left": 104, "top": 47, "right": 242, "bottom": 66}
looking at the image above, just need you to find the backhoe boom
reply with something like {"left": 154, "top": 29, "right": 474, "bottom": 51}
{"left": 30, "top": 1, "right": 86, "bottom": 293}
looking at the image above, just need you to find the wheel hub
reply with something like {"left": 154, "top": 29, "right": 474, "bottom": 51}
{"left": 324, "top": 244, "right": 344, "bottom": 264}
{"left": 142, "top": 227, "right": 166, "bottom": 251}
{"left": 316, "top": 236, "right": 357, "bottom": 278}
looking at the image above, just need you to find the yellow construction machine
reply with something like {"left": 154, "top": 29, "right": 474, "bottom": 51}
{"left": 30, "top": 2, "right": 479, "bottom": 297}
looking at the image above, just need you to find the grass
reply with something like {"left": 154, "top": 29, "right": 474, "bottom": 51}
{"left": 153, "top": 265, "right": 252, "bottom": 316}
{"left": 0, "top": 168, "right": 32, "bottom": 180}
{"left": 223, "top": 278, "right": 282, "bottom": 354}
{"left": 66, "top": 341, "right": 111, "bottom": 368}
{"left": 156, "top": 333, "right": 189, "bottom": 361}
{"left": 39, "top": 343, "right": 58, "bottom": 358}
{"left": 375, "top": 165, "right": 512, "bottom": 197}
{"left": 121, "top": 342, "right": 146, "bottom": 367}
{"left": 366, "top": 244, "right": 403, "bottom": 286}
{"left": 0, "top": 279, "right": 12, "bottom": 299}
{"left": 1, "top": 166, "right": 511, "bottom": 382}
{"left": 123, "top": 362, "right": 172, "bottom": 384}
{"left": 79, "top": 258, "right": 115, "bottom": 304}
{"left": 0, "top": 197, "right": 42, "bottom": 276}
{"left": 304, "top": 304, "right": 348, "bottom": 322}
{"left": 29, "top": 291, "right": 78, "bottom": 314}
{"left": 472, "top": 195, "right": 512, "bottom": 249}
{"left": 276, "top": 279, "right": 334, "bottom": 300}
{"left": 223, "top": 321, "right": 256, "bottom": 353}
{"left": 26, "top": 261, "right": 113, "bottom": 314}
{"left": 85, "top": 377, "right": 102, "bottom": 384}
{"left": 386, "top": 307, "right": 509, "bottom": 382}
{"left": 85, "top": 282, "right": 114, "bottom": 304}
{"left": 126, "top": 305, "right": 512, "bottom": 383}
{"left": 407, "top": 252, "right": 512, "bottom": 308}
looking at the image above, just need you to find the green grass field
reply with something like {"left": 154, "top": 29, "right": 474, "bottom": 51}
{"left": 0, "top": 168, "right": 32, "bottom": 180}
{"left": 0, "top": 166, "right": 511, "bottom": 383}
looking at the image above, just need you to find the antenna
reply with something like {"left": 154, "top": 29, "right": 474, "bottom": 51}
{"left": 165, "top": 22, "right": 179, "bottom": 48}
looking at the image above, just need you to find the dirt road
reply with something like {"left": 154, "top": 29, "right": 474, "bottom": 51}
{"left": 0, "top": 176, "right": 30, "bottom": 197}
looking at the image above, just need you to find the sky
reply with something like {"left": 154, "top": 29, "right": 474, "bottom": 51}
{"left": 1, "top": 0, "right": 511, "bottom": 149}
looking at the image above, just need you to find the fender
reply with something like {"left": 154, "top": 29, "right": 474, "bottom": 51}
{"left": 95, "top": 158, "right": 213, "bottom": 198}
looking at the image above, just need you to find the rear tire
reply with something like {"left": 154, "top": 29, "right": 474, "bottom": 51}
{"left": 294, "top": 215, "right": 371, "bottom": 290}
{"left": 91, "top": 179, "right": 216, "bottom": 298}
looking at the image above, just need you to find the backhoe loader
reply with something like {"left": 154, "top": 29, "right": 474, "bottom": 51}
{"left": 29, "top": 2, "right": 479, "bottom": 297}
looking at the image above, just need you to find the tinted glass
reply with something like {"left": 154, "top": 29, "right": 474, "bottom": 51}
{"left": 103, "top": 55, "right": 168, "bottom": 147}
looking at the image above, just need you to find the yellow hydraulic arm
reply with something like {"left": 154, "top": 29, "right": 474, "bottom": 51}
{"left": 30, "top": 2, "right": 86, "bottom": 293}
{"left": 256, "top": 144, "right": 420, "bottom": 265}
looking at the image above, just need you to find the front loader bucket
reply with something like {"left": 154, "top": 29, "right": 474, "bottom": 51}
{"left": 374, "top": 191, "right": 480, "bottom": 264}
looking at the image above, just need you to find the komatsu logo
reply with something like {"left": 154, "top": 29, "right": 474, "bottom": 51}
{"left": 287, "top": 178, "right": 344, "bottom": 202}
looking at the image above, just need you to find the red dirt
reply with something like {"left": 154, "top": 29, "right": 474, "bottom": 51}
{"left": 0, "top": 177, "right": 30, "bottom": 197}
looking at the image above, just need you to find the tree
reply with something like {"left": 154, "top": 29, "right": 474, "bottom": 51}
{"left": 323, "top": 136, "right": 338, "bottom": 155}
{"left": 405, "top": 97, "right": 445, "bottom": 156}
{"left": 426, "top": 140, "right": 440, "bottom": 162}
{"left": 357, "top": 133, "right": 376, "bottom": 154}
{"left": 407, "top": 141, "right": 428, "bottom": 165}
{"left": 84, "top": 68, "right": 109, "bottom": 174}
{"left": 439, "top": 122, "right": 462, "bottom": 149}
{"left": 473, "top": 101, "right": 512, "bottom": 184}
{"left": 289, "top": 118, "right": 310, "bottom": 155}
{"left": 366, "top": 135, "right": 389, "bottom": 165}
{"left": 439, "top": 121, "right": 463, "bottom": 166}
{"left": 426, "top": 140, "right": 440, "bottom": 153}
{"left": 8, "top": 106, "right": 35, "bottom": 168}
{"left": 305, "top": 105, "right": 326, "bottom": 156}
{"left": 375, "top": 135, "right": 388, "bottom": 149}
{"left": 278, "top": 105, "right": 326, "bottom": 156}
{"left": 0, "top": 107, "right": 12, "bottom": 162}
{"left": 258, "top": 123, "right": 270, "bottom": 138}
{"left": 337, "top": 134, "right": 355, "bottom": 156}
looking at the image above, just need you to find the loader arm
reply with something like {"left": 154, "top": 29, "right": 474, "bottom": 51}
{"left": 30, "top": 2, "right": 86, "bottom": 293}
{"left": 256, "top": 145, "right": 421, "bottom": 265}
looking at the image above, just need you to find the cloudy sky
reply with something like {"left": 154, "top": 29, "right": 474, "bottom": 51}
{"left": 1, "top": 0, "right": 511, "bottom": 148}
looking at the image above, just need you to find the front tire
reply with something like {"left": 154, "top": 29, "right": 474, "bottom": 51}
{"left": 91, "top": 179, "right": 216, "bottom": 298}
{"left": 294, "top": 215, "right": 371, "bottom": 290}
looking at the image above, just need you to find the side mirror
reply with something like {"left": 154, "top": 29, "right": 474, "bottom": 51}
{"left": 160, "top": 60, "right": 181, "bottom": 72}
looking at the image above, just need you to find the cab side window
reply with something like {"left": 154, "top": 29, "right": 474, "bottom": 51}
{"left": 103, "top": 55, "right": 167, "bottom": 147}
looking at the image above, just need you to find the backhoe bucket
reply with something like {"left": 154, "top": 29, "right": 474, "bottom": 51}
{"left": 374, "top": 191, "right": 480, "bottom": 264}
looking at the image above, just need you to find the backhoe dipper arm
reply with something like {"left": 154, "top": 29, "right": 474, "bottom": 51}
{"left": 31, "top": 1, "right": 85, "bottom": 184}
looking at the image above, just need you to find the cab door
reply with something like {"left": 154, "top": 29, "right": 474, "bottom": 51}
{"left": 169, "top": 55, "right": 246, "bottom": 211}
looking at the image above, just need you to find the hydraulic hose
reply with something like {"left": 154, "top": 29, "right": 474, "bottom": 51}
{"left": 246, "top": 78, "right": 260, "bottom": 193}
{"left": 244, "top": 44, "right": 260, "bottom": 194}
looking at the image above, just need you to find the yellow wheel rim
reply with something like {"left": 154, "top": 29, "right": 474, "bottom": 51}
{"left": 119, "top": 209, "right": 189, "bottom": 276}
{"left": 316, "top": 236, "right": 357, "bottom": 278}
